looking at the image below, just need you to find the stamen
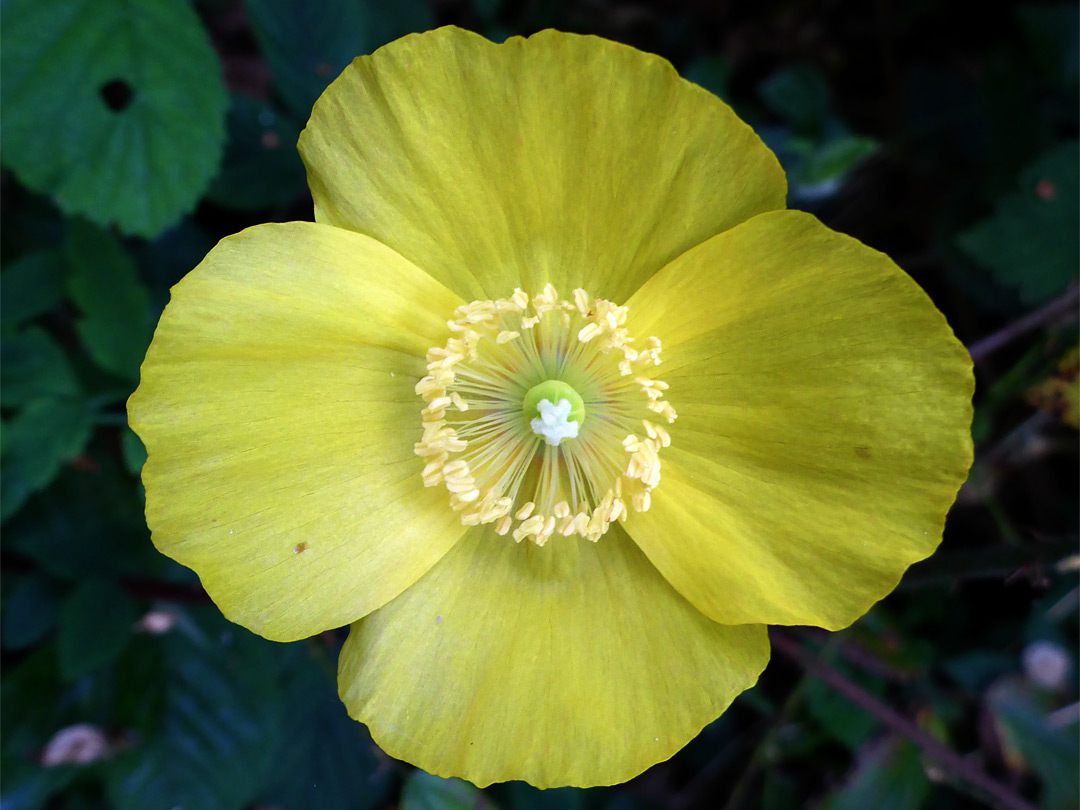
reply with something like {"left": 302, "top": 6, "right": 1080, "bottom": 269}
{"left": 413, "top": 286, "right": 676, "bottom": 545}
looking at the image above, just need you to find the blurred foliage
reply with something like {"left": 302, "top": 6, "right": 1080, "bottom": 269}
{"left": 0, "top": 0, "right": 228, "bottom": 237}
{"left": 957, "top": 141, "right": 1078, "bottom": 304}
{"left": 1, "top": 1, "right": 1077, "bottom": 810}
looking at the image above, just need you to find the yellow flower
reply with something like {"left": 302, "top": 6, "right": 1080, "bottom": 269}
{"left": 128, "top": 27, "right": 974, "bottom": 788}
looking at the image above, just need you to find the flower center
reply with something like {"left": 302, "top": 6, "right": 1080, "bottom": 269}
{"left": 414, "top": 284, "right": 676, "bottom": 546}
{"left": 523, "top": 380, "right": 585, "bottom": 446}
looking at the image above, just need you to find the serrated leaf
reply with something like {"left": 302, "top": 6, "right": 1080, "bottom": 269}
{"left": 58, "top": 579, "right": 137, "bottom": 680}
{"left": 2, "top": 573, "right": 61, "bottom": 651}
{"left": 64, "top": 221, "right": 153, "bottom": 380}
{"left": 1, "top": 397, "right": 94, "bottom": 523}
{"left": 0, "top": 0, "right": 227, "bottom": 238}
{"left": 957, "top": 141, "right": 1080, "bottom": 304}
{"left": 207, "top": 95, "right": 308, "bottom": 210}
{"left": 106, "top": 611, "right": 283, "bottom": 810}
{"left": 400, "top": 770, "right": 496, "bottom": 810}
{"left": 0, "top": 328, "right": 80, "bottom": 407}
{"left": 245, "top": 0, "right": 434, "bottom": 120}
{"left": 258, "top": 645, "right": 394, "bottom": 810}
{"left": 0, "top": 250, "right": 65, "bottom": 327}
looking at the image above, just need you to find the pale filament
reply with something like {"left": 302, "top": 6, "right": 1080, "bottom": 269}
{"left": 414, "top": 285, "right": 676, "bottom": 546}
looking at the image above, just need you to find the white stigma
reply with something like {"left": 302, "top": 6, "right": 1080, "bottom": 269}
{"left": 530, "top": 398, "right": 580, "bottom": 446}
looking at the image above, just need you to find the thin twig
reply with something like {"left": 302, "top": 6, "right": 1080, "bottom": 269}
{"left": 968, "top": 282, "right": 1079, "bottom": 365}
{"left": 769, "top": 629, "right": 1038, "bottom": 810}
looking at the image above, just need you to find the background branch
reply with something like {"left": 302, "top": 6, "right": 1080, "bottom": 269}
{"left": 769, "top": 629, "right": 1038, "bottom": 810}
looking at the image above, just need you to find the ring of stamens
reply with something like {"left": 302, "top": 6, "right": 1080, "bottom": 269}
{"left": 414, "top": 284, "right": 676, "bottom": 546}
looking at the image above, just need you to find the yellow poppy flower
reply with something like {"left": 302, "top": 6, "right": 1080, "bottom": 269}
{"left": 127, "top": 27, "right": 974, "bottom": 789}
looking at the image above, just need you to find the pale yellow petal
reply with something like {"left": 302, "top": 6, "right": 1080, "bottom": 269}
{"left": 623, "top": 210, "right": 974, "bottom": 630}
{"left": 299, "top": 27, "right": 785, "bottom": 302}
{"left": 129, "top": 222, "right": 466, "bottom": 641}
{"left": 338, "top": 525, "right": 769, "bottom": 788}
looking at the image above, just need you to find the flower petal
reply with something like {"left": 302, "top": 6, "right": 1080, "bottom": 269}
{"left": 338, "top": 525, "right": 769, "bottom": 788}
{"left": 299, "top": 27, "right": 785, "bottom": 303}
{"left": 623, "top": 210, "right": 974, "bottom": 630}
{"left": 128, "top": 222, "right": 467, "bottom": 642}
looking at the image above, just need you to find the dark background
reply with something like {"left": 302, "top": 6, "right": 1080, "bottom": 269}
{"left": 1, "top": 1, "right": 1077, "bottom": 809}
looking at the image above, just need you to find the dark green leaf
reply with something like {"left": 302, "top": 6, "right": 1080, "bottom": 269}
{"left": 0, "top": 0, "right": 228, "bottom": 237}
{"left": 105, "top": 610, "right": 284, "bottom": 810}
{"left": 991, "top": 688, "right": 1079, "bottom": 810}
{"left": 57, "top": 579, "right": 137, "bottom": 680}
{"left": 134, "top": 217, "right": 215, "bottom": 297}
{"left": 797, "top": 135, "right": 878, "bottom": 187}
{"left": 1, "top": 397, "right": 94, "bottom": 523}
{"left": 0, "top": 668, "right": 84, "bottom": 810}
{"left": 0, "top": 764, "right": 79, "bottom": 810}
{"left": 0, "top": 329, "right": 80, "bottom": 407}
{"left": 804, "top": 658, "right": 885, "bottom": 751}
{"left": 762, "top": 773, "right": 799, "bottom": 810}
{"left": 120, "top": 428, "right": 147, "bottom": 477}
{"left": 400, "top": 769, "right": 496, "bottom": 810}
{"left": 258, "top": 644, "right": 395, "bottom": 810}
{"left": 0, "top": 647, "right": 83, "bottom": 810}
{"left": 759, "top": 65, "right": 831, "bottom": 136}
{"left": 64, "top": 220, "right": 152, "bottom": 381}
{"left": 3, "top": 452, "right": 163, "bottom": 579}
{"left": 941, "top": 651, "right": 1014, "bottom": 691}
{"left": 819, "top": 736, "right": 930, "bottom": 810}
{"left": 0, "top": 250, "right": 65, "bottom": 327}
{"left": 245, "top": 0, "right": 434, "bottom": 120}
{"left": 1019, "top": 4, "right": 1080, "bottom": 85}
{"left": 681, "top": 56, "right": 730, "bottom": 100}
{"left": 957, "top": 141, "right": 1080, "bottom": 303}
{"left": 2, "top": 573, "right": 61, "bottom": 651}
{"left": 501, "top": 783, "right": 587, "bottom": 810}
{"left": 207, "top": 96, "right": 308, "bottom": 210}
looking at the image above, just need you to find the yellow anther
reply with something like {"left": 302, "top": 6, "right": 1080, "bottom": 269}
{"left": 413, "top": 286, "right": 676, "bottom": 546}
{"left": 578, "top": 323, "right": 604, "bottom": 343}
{"left": 573, "top": 288, "right": 590, "bottom": 315}
{"left": 442, "top": 459, "right": 468, "bottom": 475}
